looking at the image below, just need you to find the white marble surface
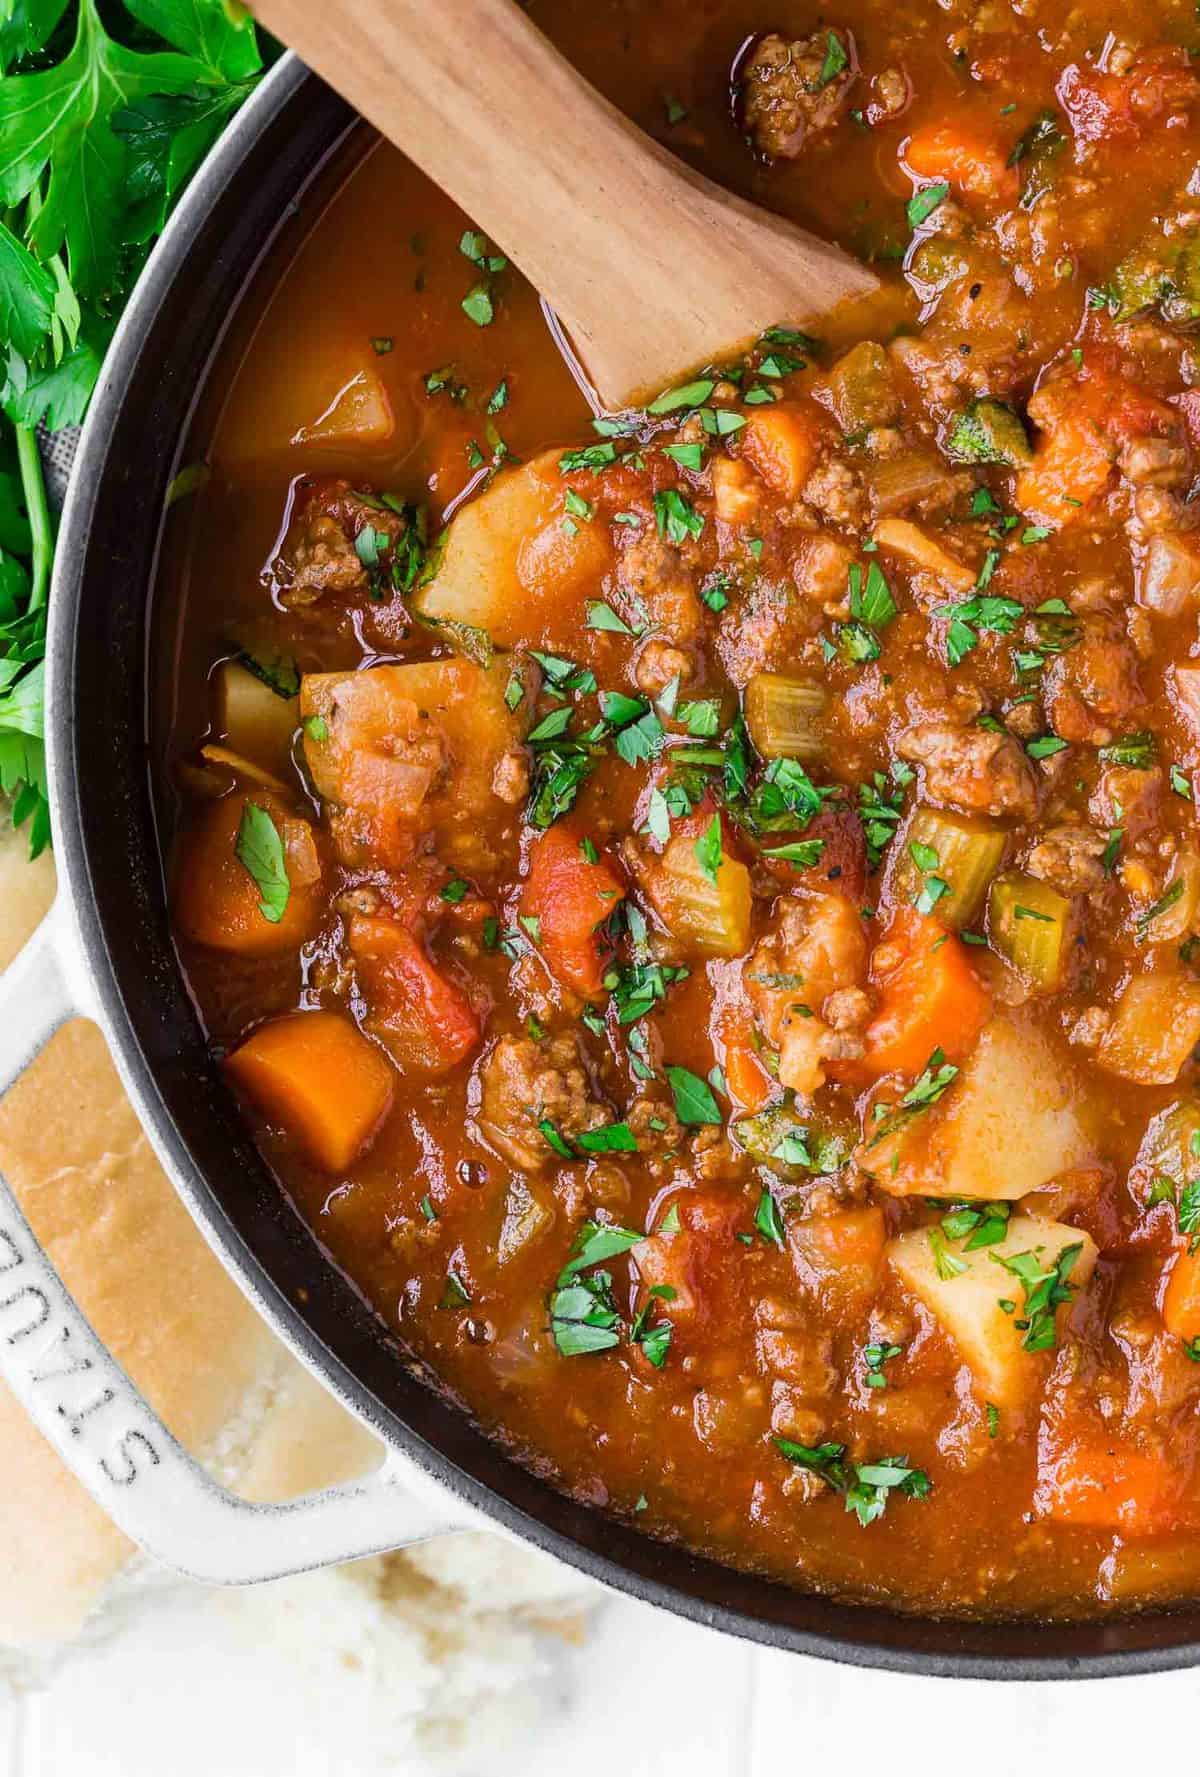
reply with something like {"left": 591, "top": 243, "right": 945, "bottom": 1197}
{"left": 3, "top": 1551, "right": 1198, "bottom": 1777}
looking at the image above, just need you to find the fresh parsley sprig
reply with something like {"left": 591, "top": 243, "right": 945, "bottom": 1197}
{"left": 0, "top": 0, "right": 265, "bottom": 853}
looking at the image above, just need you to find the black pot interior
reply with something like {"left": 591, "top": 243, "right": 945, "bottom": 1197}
{"left": 52, "top": 57, "right": 1200, "bottom": 1677}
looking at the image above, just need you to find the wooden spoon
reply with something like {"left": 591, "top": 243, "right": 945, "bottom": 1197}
{"left": 250, "top": 0, "right": 879, "bottom": 410}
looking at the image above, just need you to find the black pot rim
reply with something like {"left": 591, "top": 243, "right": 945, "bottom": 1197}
{"left": 41, "top": 52, "right": 1200, "bottom": 1680}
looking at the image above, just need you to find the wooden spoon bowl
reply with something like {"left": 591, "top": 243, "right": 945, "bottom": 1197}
{"left": 249, "top": 0, "right": 879, "bottom": 409}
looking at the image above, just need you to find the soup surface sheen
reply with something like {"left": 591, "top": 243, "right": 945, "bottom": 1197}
{"left": 160, "top": 0, "right": 1200, "bottom": 1619}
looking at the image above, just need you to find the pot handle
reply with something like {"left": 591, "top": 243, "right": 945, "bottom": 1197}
{"left": 0, "top": 902, "right": 472, "bottom": 1583}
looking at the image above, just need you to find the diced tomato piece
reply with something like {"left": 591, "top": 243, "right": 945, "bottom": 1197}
{"left": 788, "top": 1205, "right": 886, "bottom": 1326}
{"left": 348, "top": 914, "right": 482, "bottom": 1074}
{"left": 632, "top": 1191, "right": 746, "bottom": 1332}
{"left": 520, "top": 823, "right": 625, "bottom": 997}
{"left": 904, "top": 119, "right": 1019, "bottom": 212}
{"left": 1058, "top": 49, "right": 1197, "bottom": 146}
{"left": 758, "top": 807, "right": 868, "bottom": 904}
{"left": 862, "top": 909, "right": 991, "bottom": 1078}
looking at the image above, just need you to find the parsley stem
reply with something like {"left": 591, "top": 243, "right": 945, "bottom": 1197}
{"left": 16, "top": 424, "right": 53, "bottom": 613}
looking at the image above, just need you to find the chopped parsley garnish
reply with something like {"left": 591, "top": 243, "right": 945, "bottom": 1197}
{"left": 526, "top": 706, "right": 574, "bottom": 744}
{"left": 907, "top": 181, "right": 950, "bottom": 228}
{"left": 762, "top": 839, "right": 825, "bottom": 868}
{"left": 815, "top": 28, "right": 849, "bottom": 87}
{"left": 1100, "top": 731, "right": 1156, "bottom": 770}
{"left": 654, "top": 487, "right": 705, "bottom": 545}
{"left": 1026, "top": 734, "right": 1068, "bottom": 760}
{"left": 677, "top": 698, "right": 721, "bottom": 737}
{"left": 774, "top": 1439, "right": 932, "bottom": 1527}
{"left": 647, "top": 378, "right": 715, "bottom": 415}
{"left": 929, "top": 1226, "right": 968, "bottom": 1280}
{"left": 936, "top": 593, "right": 1023, "bottom": 667}
{"left": 439, "top": 1269, "right": 471, "bottom": 1309}
{"left": 702, "top": 573, "right": 732, "bottom": 612}
{"left": 1179, "top": 1178, "right": 1200, "bottom": 1254}
{"left": 559, "top": 1221, "right": 643, "bottom": 1278}
{"left": 665, "top": 1064, "right": 722, "bottom": 1126}
{"left": 550, "top": 1222, "right": 676, "bottom": 1361}
{"left": 939, "top": 1200, "right": 1012, "bottom": 1250}
{"left": 755, "top": 1187, "right": 786, "bottom": 1248}
{"left": 528, "top": 745, "right": 595, "bottom": 828}
{"left": 990, "top": 1242, "right": 1084, "bottom": 1351}
{"left": 858, "top": 766, "right": 911, "bottom": 868}
{"left": 559, "top": 442, "right": 617, "bottom": 473}
{"left": 461, "top": 283, "right": 494, "bottom": 327}
{"left": 1136, "top": 877, "right": 1185, "bottom": 940}
{"left": 576, "top": 1123, "right": 639, "bottom": 1154}
{"left": 840, "top": 560, "right": 897, "bottom": 662}
{"left": 863, "top": 1342, "right": 903, "bottom": 1389}
{"left": 234, "top": 803, "right": 290, "bottom": 925}
{"left": 586, "top": 600, "right": 634, "bottom": 634}
{"left": 440, "top": 877, "right": 470, "bottom": 904}
{"left": 663, "top": 441, "right": 704, "bottom": 471}
{"left": 867, "top": 1048, "right": 959, "bottom": 1150}
{"left": 694, "top": 812, "right": 724, "bottom": 885}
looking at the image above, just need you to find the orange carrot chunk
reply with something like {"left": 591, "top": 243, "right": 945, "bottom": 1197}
{"left": 739, "top": 404, "right": 820, "bottom": 500}
{"left": 862, "top": 908, "right": 991, "bottom": 1078}
{"left": 520, "top": 823, "right": 625, "bottom": 998}
{"left": 718, "top": 1009, "right": 776, "bottom": 1114}
{"left": 225, "top": 1010, "right": 394, "bottom": 1172}
{"left": 904, "top": 119, "right": 1019, "bottom": 212}
{"left": 1037, "top": 1440, "right": 1190, "bottom": 1535}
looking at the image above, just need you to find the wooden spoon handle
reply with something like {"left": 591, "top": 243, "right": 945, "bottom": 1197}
{"left": 250, "top": 0, "right": 877, "bottom": 406}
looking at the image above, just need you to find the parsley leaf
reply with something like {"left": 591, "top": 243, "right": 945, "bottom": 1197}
{"left": 774, "top": 1438, "right": 932, "bottom": 1526}
{"left": 234, "top": 801, "right": 290, "bottom": 924}
{"left": 654, "top": 486, "right": 704, "bottom": 545}
{"left": 666, "top": 1064, "right": 722, "bottom": 1126}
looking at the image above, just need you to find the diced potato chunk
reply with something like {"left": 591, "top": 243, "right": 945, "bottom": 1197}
{"left": 416, "top": 452, "right": 612, "bottom": 649}
{"left": 872, "top": 518, "right": 975, "bottom": 592}
{"left": 1099, "top": 972, "right": 1200, "bottom": 1084}
{"left": 216, "top": 339, "right": 396, "bottom": 465}
{"left": 215, "top": 659, "right": 299, "bottom": 777}
{"left": 225, "top": 1010, "right": 394, "bottom": 1171}
{"left": 860, "top": 1013, "right": 1094, "bottom": 1199}
{"left": 889, "top": 1213, "right": 1098, "bottom": 1406}
{"left": 300, "top": 657, "right": 533, "bottom": 873}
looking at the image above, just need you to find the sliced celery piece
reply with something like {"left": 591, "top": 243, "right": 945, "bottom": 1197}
{"left": 891, "top": 805, "right": 1006, "bottom": 929}
{"left": 988, "top": 870, "right": 1072, "bottom": 991}
{"left": 744, "top": 674, "right": 827, "bottom": 762}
